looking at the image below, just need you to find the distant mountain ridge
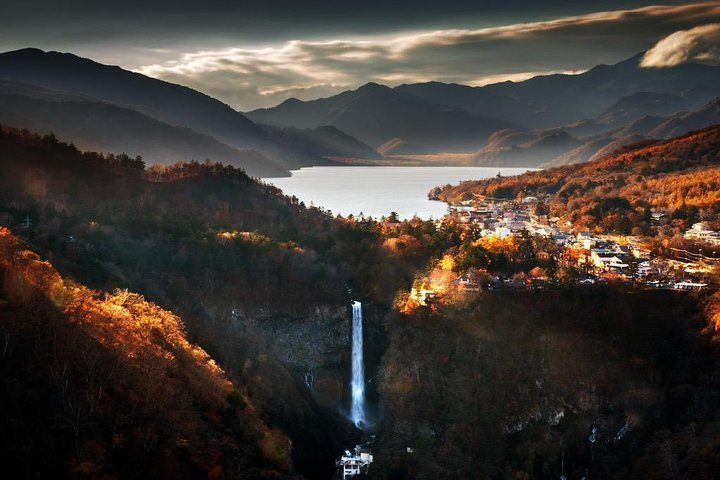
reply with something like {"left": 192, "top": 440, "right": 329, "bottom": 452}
{"left": 0, "top": 80, "right": 288, "bottom": 177}
{"left": 261, "top": 124, "right": 382, "bottom": 162}
{"left": 398, "top": 54, "right": 720, "bottom": 127}
{"left": 472, "top": 129, "right": 581, "bottom": 167}
{"left": 248, "top": 82, "right": 516, "bottom": 152}
{"left": 249, "top": 54, "right": 720, "bottom": 157}
{"left": 649, "top": 97, "right": 720, "bottom": 139}
{"left": 466, "top": 94, "right": 720, "bottom": 169}
{"left": 543, "top": 96, "right": 720, "bottom": 167}
{"left": 0, "top": 48, "right": 380, "bottom": 175}
{"left": 1, "top": 48, "right": 719, "bottom": 170}
{"left": 0, "top": 49, "right": 270, "bottom": 150}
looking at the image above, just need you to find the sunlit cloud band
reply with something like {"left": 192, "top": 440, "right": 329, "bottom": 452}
{"left": 137, "top": 2, "right": 720, "bottom": 110}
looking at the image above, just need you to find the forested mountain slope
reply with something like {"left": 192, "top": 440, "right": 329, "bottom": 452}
{"left": 435, "top": 125, "right": 720, "bottom": 233}
{"left": 0, "top": 126, "right": 407, "bottom": 478}
{"left": 0, "top": 228, "right": 296, "bottom": 479}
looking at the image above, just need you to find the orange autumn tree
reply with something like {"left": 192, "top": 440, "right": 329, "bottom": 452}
{"left": 474, "top": 234, "right": 518, "bottom": 254}
{"left": 0, "top": 227, "right": 292, "bottom": 478}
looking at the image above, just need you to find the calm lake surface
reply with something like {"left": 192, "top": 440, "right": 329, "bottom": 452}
{"left": 266, "top": 166, "right": 532, "bottom": 220}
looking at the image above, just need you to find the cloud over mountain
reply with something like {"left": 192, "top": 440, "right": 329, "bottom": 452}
{"left": 641, "top": 23, "right": 720, "bottom": 67}
{"left": 136, "top": 2, "right": 720, "bottom": 110}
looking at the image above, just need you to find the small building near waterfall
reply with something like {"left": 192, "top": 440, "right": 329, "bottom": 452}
{"left": 337, "top": 446, "right": 374, "bottom": 479}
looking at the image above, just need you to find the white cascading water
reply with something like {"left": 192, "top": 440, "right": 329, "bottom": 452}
{"left": 350, "top": 301, "right": 366, "bottom": 428}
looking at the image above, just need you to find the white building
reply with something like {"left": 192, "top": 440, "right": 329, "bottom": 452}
{"left": 495, "top": 226, "right": 512, "bottom": 238}
{"left": 650, "top": 212, "right": 667, "bottom": 224}
{"left": 673, "top": 281, "right": 708, "bottom": 291}
{"left": 456, "top": 272, "right": 482, "bottom": 292}
{"left": 685, "top": 222, "right": 720, "bottom": 245}
{"left": 637, "top": 261, "right": 656, "bottom": 277}
{"left": 337, "top": 446, "right": 374, "bottom": 479}
{"left": 533, "top": 225, "right": 559, "bottom": 237}
{"left": 589, "top": 251, "right": 629, "bottom": 271}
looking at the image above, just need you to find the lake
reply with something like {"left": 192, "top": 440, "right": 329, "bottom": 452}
{"left": 265, "top": 166, "right": 532, "bottom": 220}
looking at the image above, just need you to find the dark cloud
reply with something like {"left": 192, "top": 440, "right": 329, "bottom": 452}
{"left": 132, "top": 2, "right": 720, "bottom": 110}
{"left": 0, "top": 1, "right": 693, "bottom": 55}
{"left": 1, "top": 1, "right": 717, "bottom": 109}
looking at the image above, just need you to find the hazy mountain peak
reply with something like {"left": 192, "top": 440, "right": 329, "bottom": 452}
{"left": 2, "top": 47, "right": 46, "bottom": 56}
{"left": 278, "top": 96, "right": 302, "bottom": 106}
{"left": 355, "top": 82, "right": 393, "bottom": 94}
{"left": 704, "top": 96, "right": 720, "bottom": 109}
{"left": 0, "top": 48, "right": 374, "bottom": 173}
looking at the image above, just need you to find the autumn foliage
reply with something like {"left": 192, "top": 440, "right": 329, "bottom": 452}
{"left": 0, "top": 228, "right": 293, "bottom": 479}
{"left": 436, "top": 126, "right": 720, "bottom": 233}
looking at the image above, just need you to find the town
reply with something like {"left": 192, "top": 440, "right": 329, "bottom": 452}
{"left": 408, "top": 195, "right": 719, "bottom": 306}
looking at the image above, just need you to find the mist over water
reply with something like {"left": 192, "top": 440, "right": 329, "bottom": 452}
{"left": 267, "top": 166, "right": 532, "bottom": 220}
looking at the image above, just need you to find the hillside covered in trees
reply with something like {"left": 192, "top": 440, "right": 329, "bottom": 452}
{"left": 0, "top": 126, "right": 417, "bottom": 478}
{"left": 0, "top": 125, "right": 406, "bottom": 304}
{"left": 0, "top": 228, "right": 295, "bottom": 479}
{"left": 3, "top": 125, "right": 720, "bottom": 479}
{"left": 434, "top": 126, "right": 720, "bottom": 233}
{"left": 373, "top": 288, "right": 720, "bottom": 479}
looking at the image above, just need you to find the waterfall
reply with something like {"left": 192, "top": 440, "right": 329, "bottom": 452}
{"left": 350, "top": 301, "right": 366, "bottom": 427}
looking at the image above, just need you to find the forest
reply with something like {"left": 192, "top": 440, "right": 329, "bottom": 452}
{"left": 0, "top": 228, "right": 296, "bottom": 478}
{"left": 374, "top": 288, "right": 720, "bottom": 479}
{"left": 2, "top": 125, "right": 720, "bottom": 479}
{"left": 0, "top": 126, "right": 404, "bottom": 478}
{"left": 434, "top": 126, "right": 720, "bottom": 234}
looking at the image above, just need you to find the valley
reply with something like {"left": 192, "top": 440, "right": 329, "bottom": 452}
{"left": 2, "top": 117, "right": 720, "bottom": 479}
{"left": 1, "top": 10, "right": 720, "bottom": 478}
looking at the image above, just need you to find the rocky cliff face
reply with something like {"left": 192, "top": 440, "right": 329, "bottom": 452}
{"left": 233, "top": 303, "right": 352, "bottom": 408}
{"left": 233, "top": 304, "right": 350, "bottom": 369}
{"left": 231, "top": 302, "right": 388, "bottom": 413}
{"left": 221, "top": 301, "right": 390, "bottom": 476}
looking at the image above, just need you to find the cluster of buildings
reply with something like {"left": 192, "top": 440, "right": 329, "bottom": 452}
{"left": 444, "top": 198, "right": 716, "bottom": 291}
{"left": 447, "top": 198, "right": 563, "bottom": 240}
{"left": 569, "top": 233, "right": 712, "bottom": 290}
{"left": 572, "top": 234, "right": 635, "bottom": 274}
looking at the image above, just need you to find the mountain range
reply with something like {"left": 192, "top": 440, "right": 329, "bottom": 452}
{"left": 471, "top": 94, "right": 720, "bottom": 168}
{"left": 248, "top": 54, "right": 720, "bottom": 156}
{"left": 248, "top": 82, "right": 515, "bottom": 153}
{"left": 0, "top": 48, "right": 719, "bottom": 174}
{"left": 0, "top": 79, "right": 289, "bottom": 177}
{"left": 0, "top": 49, "right": 381, "bottom": 177}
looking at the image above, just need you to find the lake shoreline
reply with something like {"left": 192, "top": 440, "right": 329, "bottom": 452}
{"left": 265, "top": 166, "right": 532, "bottom": 220}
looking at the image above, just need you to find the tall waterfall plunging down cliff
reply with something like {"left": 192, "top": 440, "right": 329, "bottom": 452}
{"left": 350, "top": 301, "right": 366, "bottom": 428}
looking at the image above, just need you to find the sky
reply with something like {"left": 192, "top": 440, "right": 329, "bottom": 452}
{"left": 1, "top": 1, "right": 720, "bottom": 110}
